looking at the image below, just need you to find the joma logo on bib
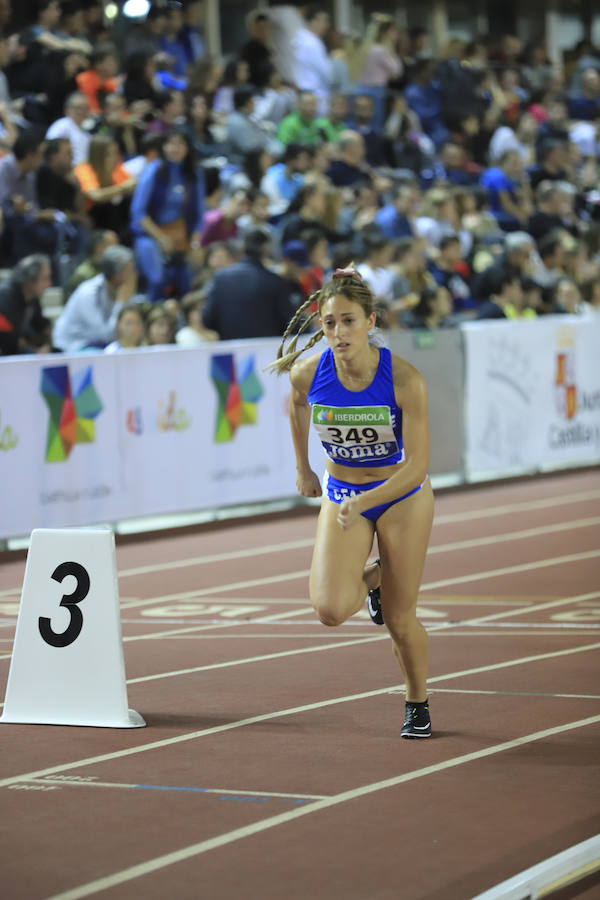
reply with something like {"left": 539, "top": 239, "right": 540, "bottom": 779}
{"left": 312, "top": 404, "right": 400, "bottom": 463}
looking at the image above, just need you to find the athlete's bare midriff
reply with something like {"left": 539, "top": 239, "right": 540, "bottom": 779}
{"left": 325, "top": 458, "right": 403, "bottom": 484}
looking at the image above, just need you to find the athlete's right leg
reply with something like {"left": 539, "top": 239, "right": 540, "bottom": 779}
{"left": 309, "top": 497, "right": 375, "bottom": 627}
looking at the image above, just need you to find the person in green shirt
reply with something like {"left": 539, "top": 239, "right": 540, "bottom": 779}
{"left": 277, "top": 91, "right": 324, "bottom": 146}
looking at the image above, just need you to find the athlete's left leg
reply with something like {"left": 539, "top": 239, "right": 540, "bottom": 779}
{"left": 375, "top": 479, "right": 434, "bottom": 701}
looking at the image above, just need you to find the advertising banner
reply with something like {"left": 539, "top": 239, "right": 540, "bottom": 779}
{"left": 0, "top": 340, "right": 324, "bottom": 540}
{"left": 462, "top": 315, "right": 600, "bottom": 478}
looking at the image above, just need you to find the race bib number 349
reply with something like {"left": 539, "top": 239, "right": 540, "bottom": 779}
{"left": 312, "top": 404, "right": 401, "bottom": 463}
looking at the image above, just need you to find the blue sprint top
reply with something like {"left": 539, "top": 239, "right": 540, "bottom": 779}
{"left": 307, "top": 347, "right": 405, "bottom": 467}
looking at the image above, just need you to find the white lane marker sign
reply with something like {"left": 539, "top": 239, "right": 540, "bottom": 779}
{"left": 1, "top": 528, "right": 145, "bottom": 728}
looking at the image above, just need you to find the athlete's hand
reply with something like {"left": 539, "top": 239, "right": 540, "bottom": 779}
{"left": 296, "top": 469, "right": 322, "bottom": 498}
{"left": 337, "top": 496, "right": 361, "bottom": 530}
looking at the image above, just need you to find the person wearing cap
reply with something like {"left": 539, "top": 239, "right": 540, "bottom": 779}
{"left": 268, "top": 265, "right": 434, "bottom": 739}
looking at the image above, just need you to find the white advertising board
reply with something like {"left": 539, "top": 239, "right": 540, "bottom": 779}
{"left": 462, "top": 315, "right": 600, "bottom": 478}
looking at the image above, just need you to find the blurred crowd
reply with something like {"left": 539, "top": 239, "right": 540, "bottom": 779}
{"left": 0, "top": 0, "right": 599, "bottom": 356}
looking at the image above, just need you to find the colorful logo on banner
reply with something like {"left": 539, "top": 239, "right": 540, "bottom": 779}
{"left": 126, "top": 407, "right": 143, "bottom": 435}
{"left": 210, "top": 353, "right": 264, "bottom": 442}
{"left": 41, "top": 365, "right": 103, "bottom": 462}
{"left": 157, "top": 390, "right": 191, "bottom": 432}
{"left": 555, "top": 329, "right": 577, "bottom": 420}
{"left": 0, "top": 412, "right": 18, "bottom": 452}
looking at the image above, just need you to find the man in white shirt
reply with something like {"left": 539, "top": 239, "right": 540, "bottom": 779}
{"left": 53, "top": 246, "right": 136, "bottom": 352}
{"left": 46, "top": 92, "right": 91, "bottom": 166}
{"left": 292, "top": 6, "right": 332, "bottom": 116}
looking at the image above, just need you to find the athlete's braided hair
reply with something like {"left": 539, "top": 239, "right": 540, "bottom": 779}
{"left": 267, "top": 268, "right": 375, "bottom": 375}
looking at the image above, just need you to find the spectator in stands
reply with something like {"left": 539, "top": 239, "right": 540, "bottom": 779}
{"left": 202, "top": 228, "right": 294, "bottom": 340}
{"left": 403, "top": 284, "right": 454, "bottom": 330}
{"left": 280, "top": 181, "right": 339, "bottom": 245}
{"left": 528, "top": 138, "right": 569, "bottom": 190}
{"left": 292, "top": 5, "right": 332, "bottom": 117}
{"left": 326, "top": 130, "right": 369, "bottom": 187}
{"left": 315, "top": 93, "right": 349, "bottom": 143}
{"left": 423, "top": 140, "right": 481, "bottom": 188}
{"left": 476, "top": 268, "right": 523, "bottom": 319}
{"left": 532, "top": 231, "right": 566, "bottom": 288}
{"left": 240, "top": 11, "right": 274, "bottom": 90}
{"left": 414, "top": 187, "right": 469, "bottom": 253}
{"left": 53, "top": 245, "right": 136, "bottom": 352}
{"left": 405, "top": 58, "right": 448, "bottom": 149}
{"left": 567, "top": 68, "right": 600, "bottom": 121}
{"left": 489, "top": 110, "right": 539, "bottom": 167}
{"left": 65, "top": 228, "right": 118, "bottom": 298}
{"left": 145, "top": 305, "right": 177, "bottom": 345}
{"left": 0, "top": 132, "right": 66, "bottom": 265}
{"left": 200, "top": 188, "right": 250, "bottom": 247}
{"left": 473, "top": 230, "right": 534, "bottom": 300}
{"left": 122, "top": 52, "right": 160, "bottom": 109}
{"left": 528, "top": 181, "right": 565, "bottom": 240}
{"left": 89, "top": 92, "right": 143, "bottom": 161}
{"left": 147, "top": 89, "right": 184, "bottom": 135}
{"left": 357, "top": 13, "right": 403, "bottom": 131}
{"left": 260, "top": 143, "right": 311, "bottom": 217}
{"left": 0, "top": 253, "right": 52, "bottom": 355}
{"left": 175, "top": 294, "right": 218, "bottom": 346}
{"left": 480, "top": 148, "right": 532, "bottom": 231}
{"left": 158, "top": 4, "right": 188, "bottom": 78}
{"left": 125, "top": 4, "right": 168, "bottom": 60}
{"left": 183, "top": 91, "right": 223, "bottom": 160}
{"left": 226, "top": 84, "right": 282, "bottom": 164}
{"left": 130, "top": 129, "right": 204, "bottom": 302}
{"left": 30, "top": 0, "right": 92, "bottom": 57}
{"left": 428, "top": 234, "right": 473, "bottom": 312}
{"left": 73, "top": 134, "right": 136, "bottom": 237}
{"left": 347, "top": 93, "right": 393, "bottom": 167}
{"left": 76, "top": 44, "right": 119, "bottom": 115}
{"left": 356, "top": 225, "right": 396, "bottom": 305}
{"left": 551, "top": 276, "right": 587, "bottom": 315}
{"left": 277, "top": 91, "right": 323, "bottom": 146}
{"left": 236, "top": 190, "right": 273, "bottom": 239}
{"left": 375, "top": 181, "right": 419, "bottom": 241}
{"left": 178, "top": 0, "right": 206, "bottom": 69}
{"left": 213, "top": 58, "right": 251, "bottom": 116}
{"left": 46, "top": 92, "right": 91, "bottom": 167}
{"left": 104, "top": 303, "right": 145, "bottom": 353}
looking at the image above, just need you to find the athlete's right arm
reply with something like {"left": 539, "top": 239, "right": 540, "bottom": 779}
{"left": 289, "top": 355, "right": 322, "bottom": 498}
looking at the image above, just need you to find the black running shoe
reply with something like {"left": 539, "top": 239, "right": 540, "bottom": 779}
{"left": 401, "top": 701, "right": 432, "bottom": 739}
{"left": 367, "top": 558, "right": 384, "bottom": 625}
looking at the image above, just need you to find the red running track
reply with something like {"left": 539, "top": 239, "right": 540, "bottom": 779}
{"left": 0, "top": 469, "right": 599, "bottom": 900}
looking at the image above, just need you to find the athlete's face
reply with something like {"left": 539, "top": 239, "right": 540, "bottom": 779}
{"left": 319, "top": 294, "right": 375, "bottom": 357}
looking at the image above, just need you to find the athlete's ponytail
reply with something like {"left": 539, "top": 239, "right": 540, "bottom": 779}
{"left": 267, "top": 268, "right": 375, "bottom": 375}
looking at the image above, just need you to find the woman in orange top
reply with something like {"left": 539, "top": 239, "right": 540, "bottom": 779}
{"left": 74, "top": 134, "right": 137, "bottom": 236}
{"left": 76, "top": 44, "right": 120, "bottom": 114}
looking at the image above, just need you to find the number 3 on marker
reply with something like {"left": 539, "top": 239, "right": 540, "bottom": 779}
{"left": 39, "top": 561, "right": 90, "bottom": 648}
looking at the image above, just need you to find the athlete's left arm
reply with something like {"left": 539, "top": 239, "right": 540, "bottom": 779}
{"left": 337, "top": 361, "right": 429, "bottom": 529}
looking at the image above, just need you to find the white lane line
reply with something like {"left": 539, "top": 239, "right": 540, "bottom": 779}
{"left": 422, "top": 549, "right": 600, "bottom": 592}
{"left": 423, "top": 689, "right": 600, "bottom": 700}
{"left": 111, "top": 489, "right": 600, "bottom": 578}
{"left": 428, "top": 516, "right": 600, "bottom": 555}
{"left": 1, "top": 489, "right": 597, "bottom": 596}
{"left": 116, "top": 550, "right": 600, "bottom": 620}
{"left": 27, "top": 778, "right": 327, "bottom": 802}
{"left": 434, "top": 489, "right": 600, "bottom": 524}
{"left": 47, "top": 714, "right": 600, "bottom": 900}
{"left": 1, "top": 639, "right": 598, "bottom": 791}
{"left": 126, "top": 634, "right": 386, "bottom": 684}
{"left": 125, "top": 591, "right": 600, "bottom": 685}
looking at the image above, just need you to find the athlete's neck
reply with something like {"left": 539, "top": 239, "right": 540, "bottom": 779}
{"left": 334, "top": 345, "right": 379, "bottom": 385}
